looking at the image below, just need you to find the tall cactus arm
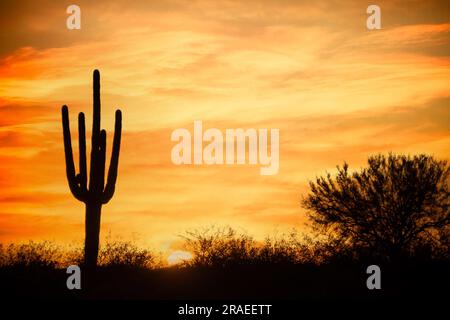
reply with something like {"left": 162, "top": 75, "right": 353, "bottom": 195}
{"left": 78, "top": 112, "right": 87, "bottom": 192}
{"left": 89, "top": 69, "right": 102, "bottom": 192}
{"left": 62, "top": 105, "right": 86, "bottom": 202}
{"left": 102, "top": 109, "right": 122, "bottom": 204}
{"left": 92, "top": 69, "right": 101, "bottom": 147}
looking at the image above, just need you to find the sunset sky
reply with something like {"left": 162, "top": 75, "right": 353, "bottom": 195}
{"left": 0, "top": 0, "right": 449, "bottom": 254}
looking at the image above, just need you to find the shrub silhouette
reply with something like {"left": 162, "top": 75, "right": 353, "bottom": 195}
{"left": 0, "top": 241, "right": 63, "bottom": 269}
{"left": 302, "top": 154, "right": 450, "bottom": 262}
{"left": 62, "top": 70, "right": 122, "bottom": 268}
{"left": 98, "top": 238, "right": 155, "bottom": 269}
{"left": 180, "top": 226, "right": 335, "bottom": 267}
{"left": 257, "top": 231, "right": 313, "bottom": 264}
{"left": 181, "top": 227, "right": 258, "bottom": 267}
{"left": 0, "top": 239, "right": 156, "bottom": 270}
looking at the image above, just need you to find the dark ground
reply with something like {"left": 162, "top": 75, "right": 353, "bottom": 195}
{"left": 1, "top": 261, "right": 448, "bottom": 300}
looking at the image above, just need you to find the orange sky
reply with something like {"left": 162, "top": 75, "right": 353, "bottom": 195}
{"left": 0, "top": 0, "right": 449, "bottom": 253}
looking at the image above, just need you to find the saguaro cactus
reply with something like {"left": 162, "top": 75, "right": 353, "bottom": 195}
{"left": 62, "top": 70, "right": 122, "bottom": 267}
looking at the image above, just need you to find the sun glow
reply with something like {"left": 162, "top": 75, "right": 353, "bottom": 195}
{"left": 167, "top": 250, "right": 193, "bottom": 266}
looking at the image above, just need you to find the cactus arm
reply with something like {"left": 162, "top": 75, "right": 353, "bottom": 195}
{"left": 92, "top": 69, "right": 101, "bottom": 146}
{"left": 62, "top": 105, "right": 86, "bottom": 202}
{"left": 102, "top": 109, "right": 122, "bottom": 204}
{"left": 78, "top": 112, "right": 87, "bottom": 192}
{"left": 98, "top": 129, "right": 107, "bottom": 191}
{"left": 89, "top": 70, "right": 101, "bottom": 192}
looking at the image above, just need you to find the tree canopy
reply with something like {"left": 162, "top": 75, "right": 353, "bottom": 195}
{"left": 302, "top": 154, "right": 449, "bottom": 261}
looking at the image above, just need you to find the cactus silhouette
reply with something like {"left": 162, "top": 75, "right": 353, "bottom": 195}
{"left": 62, "top": 70, "right": 122, "bottom": 267}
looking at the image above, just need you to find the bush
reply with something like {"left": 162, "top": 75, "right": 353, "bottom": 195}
{"left": 0, "top": 241, "right": 63, "bottom": 269}
{"left": 0, "top": 239, "right": 156, "bottom": 270}
{"left": 98, "top": 238, "right": 155, "bottom": 269}
{"left": 257, "top": 230, "right": 311, "bottom": 264}
{"left": 180, "top": 226, "right": 342, "bottom": 267}
{"left": 181, "top": 226, "right": 258, "bottom": 267}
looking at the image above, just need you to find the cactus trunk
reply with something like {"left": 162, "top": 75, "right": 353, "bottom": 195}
{"left": 85, "top": 202, "right": 102, "bottom": 267}
{"left": 62, "top": 70, "right": 122, "bottom": 268}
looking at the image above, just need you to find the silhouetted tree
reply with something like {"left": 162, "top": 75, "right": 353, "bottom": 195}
{"left": 62, "top": 70, "right": 122, "bottom": 267}
{"left": 302, "top": 154, "right": 449, "bottom": 261}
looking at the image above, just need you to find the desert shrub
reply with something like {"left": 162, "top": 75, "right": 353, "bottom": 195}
{"left": 0, "top": 238, "right": 156, "bottom": 270}
{"left": 180, "top": 226, "right": 368, "bottom": 267}
{"left": 181, "top": 226, "right": 258, "bottom": 267}
{"left": 180, "top": 226, "right": 339, "bottom": 267}
{"left": 98, "top": 238, "right": 155, "bottom": 269}
{"left": 306, "top": 235, "right": 358, "bottom": 264}
{"left": 0, "top": 241, "right": 86, "bottom": 269}
{"left": 0, "top": 241, "right": 63, "bottom": 269}
{"left": 257, "top": 230, "right": 312, "bottom": 264}
{"left": 0, "top": 244, "right": 4, "bottom": 266}
{"left": 61, "top": 244, "right": 84, "bottom": 266}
